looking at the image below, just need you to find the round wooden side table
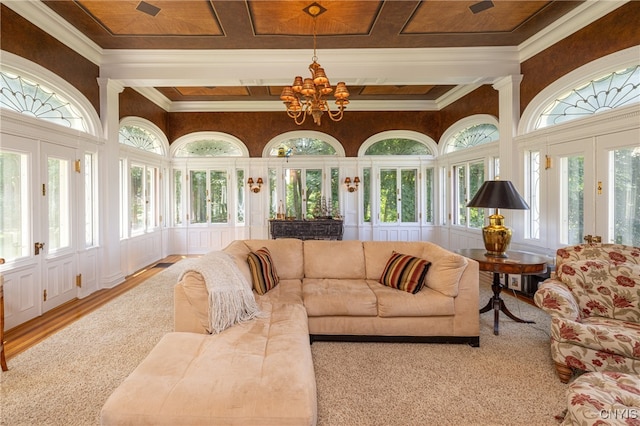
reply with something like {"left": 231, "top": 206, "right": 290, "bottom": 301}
{"left": 457, "top": 248, "right": 549, "bottom": 336}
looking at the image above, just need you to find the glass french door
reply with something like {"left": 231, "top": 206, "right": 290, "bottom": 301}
{"left": 189, "top": 169, "right": 228, "bottom": 224}
{"left": 41, "top": 142, "right": 77, "bottom": 312}
{"left": 379, "top": 168, "right": 418, "bottom": 224}
{"left": 549, "top": 131, "right": 640, "bottom": 247}
{"left": 596, "top": 129, "right": 640, "bottom": 246}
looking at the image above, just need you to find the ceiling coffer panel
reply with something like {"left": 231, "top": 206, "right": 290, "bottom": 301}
{"left": 76, "top": 0, "right": 223, "bottom": 36}
{"left": 248, "top": 1, "right": 383, "bottom": 36}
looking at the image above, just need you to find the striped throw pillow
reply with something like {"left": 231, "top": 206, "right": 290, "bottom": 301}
{"left": 247, "top": 247, "right": 280, "bottom": 295}
{"left": 379, "top": 252, "right": 431, "bottom": 294}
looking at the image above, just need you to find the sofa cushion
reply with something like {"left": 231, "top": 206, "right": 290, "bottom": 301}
{"left": 558, "top": 259, "right": 640, "bottom": 322}
{"left": 303, "top": 278, "right": 377, "bottom": 316}
{"left": 245, "top": 239, "right": 304, "bottom": 280}
{"left": 247, "top": 247, "right": 280, "bottom": 295}
{"left": 367, "top": 281, "right": 455, "bottom": 317}
{"left": 379, "top": 251, "right": 430, "bottom": 294}
{"left": 421, "top": 243, "right": 468, "bottom": 297}
{"left": 304, "top": 240, "right": 365, "bottom": 279}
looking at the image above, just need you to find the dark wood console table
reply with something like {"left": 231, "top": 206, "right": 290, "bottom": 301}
{"left": 457, "top": 249, "right": 549, "bottom": 336}
{"left": 269, "top": 219, "right": 343, "bottom": 240}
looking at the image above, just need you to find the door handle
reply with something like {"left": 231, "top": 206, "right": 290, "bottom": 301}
{"left": 34, "top": 242, "right": 45, "bottom": 255}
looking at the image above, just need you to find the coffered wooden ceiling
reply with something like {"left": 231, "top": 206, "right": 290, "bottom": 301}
{"left": 39, "top": 0, "right": 585, "bottom": 106}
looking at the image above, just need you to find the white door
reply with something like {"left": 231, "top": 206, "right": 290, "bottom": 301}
{"left": 546, "top": 138, "right": 597, "bottom": 247}
{"left": 595, "top": 128, "right": 640, "bottom": 246}
{"left": 40, "top": 142, "right": 78, "bottom": 312}
{"left": 0, "top": 134, "right": 40, "bottom": 328}
{"left": 547, "top": 129, "right": 640, "bottom": 248}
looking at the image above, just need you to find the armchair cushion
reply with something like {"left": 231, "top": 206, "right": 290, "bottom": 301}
{"left": 558, "top": 260, "right": 640, "bottom": 322}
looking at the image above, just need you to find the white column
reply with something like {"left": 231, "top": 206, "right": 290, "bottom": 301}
{"left": 97, "top": 78, "right": 125, "bottom": 288}
{"left": 492, "top": 75, "right": 523, "bottom": 181}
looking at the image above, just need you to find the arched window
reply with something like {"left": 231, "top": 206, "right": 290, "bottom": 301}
{"left": 119, "top": 125, "right": 165, "bottom": 155}
{"left": 358, "top": 131, "right": 437, "bottom": 225}
{"left": 118, "top": 118, "right": 169, "bottom": 238}
{"left": 443, "top": 123, "right": 499, "bottom": 153}
{"left": 0, "top": 70, "right": 87, "bottom": 132}
{"left": 171, "top": 132, "right": 249, "bottom": 158}
{"left": 1, "top": 52, "right": 101, "bottom": 136}
{"left": 170, "top": 132, "right": 249, "bottom": 228}
{"left": 535, "top": 65, "right": 639, "bottom": 129}
{"left": 520, "top": 46, "right": 640, "bottom": 134}
{"left": 263, "top": 131, "right": 344, "bottom": 158}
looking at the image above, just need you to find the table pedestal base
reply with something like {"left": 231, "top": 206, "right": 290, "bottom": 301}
{"left": 480, "top": 272, "right": 534, "bottom": 335}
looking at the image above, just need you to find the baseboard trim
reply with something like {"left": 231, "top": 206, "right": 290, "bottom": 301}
{"left": 310, "top": 334, "right": 480, "bottom": 347}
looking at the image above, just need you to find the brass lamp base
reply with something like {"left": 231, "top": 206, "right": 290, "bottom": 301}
{"left": 482, "top": 211, "right": 512, "bottom": 257}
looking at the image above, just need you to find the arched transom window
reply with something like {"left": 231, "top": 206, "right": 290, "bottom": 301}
{"left": 364, "top": 139, "right": 433, "bottom": 155}
{"left": 268, "top": 137, "right": 337, "bottom": 157}
{"left": 444, "top": 123, "right": 499, "bottom": 153}
{"left": 0, "top": 70, "right": 87, "bottom": 131}
{"left": 119, "top": 125, "right": 164, "bottom": 155}
{"left": 174, "top": 139, "right": 244, "bottom": 157}
{"left": 535, "top": 65, "right": 640, "bottom": 129}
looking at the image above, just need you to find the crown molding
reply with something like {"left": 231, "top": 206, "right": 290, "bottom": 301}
{"left": 3, "top": 0, "right": 103, "bottom": 65}
{"left": 518, "top": 0, "right": 628, "bottom": 62}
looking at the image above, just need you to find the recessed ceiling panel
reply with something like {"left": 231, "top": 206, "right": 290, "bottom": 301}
{"left": 248, "top": 0, "right": 382, "bottom": 36}
{"left": 403, "top": 1, "right": 551, "bottom": 34}
{"left": 175, "top": 87, "right": 250, "bottom": 96}
{"left": 76, "top": 0, "right": 222, "bottom": 36}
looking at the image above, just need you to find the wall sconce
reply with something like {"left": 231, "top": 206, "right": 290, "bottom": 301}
{"left": 344, "top": 176, "right": 360, "bottom": 192}
{"left": 247, "top": 177, "right": 263, "bottom": 193}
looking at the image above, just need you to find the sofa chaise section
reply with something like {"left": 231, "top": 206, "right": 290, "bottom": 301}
{"left": 101, "top": 299, "right": 316, "bottom": 425}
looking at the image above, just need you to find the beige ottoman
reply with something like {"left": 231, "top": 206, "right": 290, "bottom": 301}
{"left": 562, "top": 371, "right": 640, "bottom": 425}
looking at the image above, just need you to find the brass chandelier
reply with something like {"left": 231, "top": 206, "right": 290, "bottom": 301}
{"left": 280, "top": 4, "right": 349, "bottom": 126}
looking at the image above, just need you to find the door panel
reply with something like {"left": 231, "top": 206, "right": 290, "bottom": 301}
{"left": 548, "top": 138, "right": 596, "bottom": 247}
{"left": 596, "top": 128, "right": 640, "bottom": 246}
{"left": 0, "top": 134, "right": 41, "bottom": 328}
{"left": 41, "top": 142, "right": 77, "bottom": 311}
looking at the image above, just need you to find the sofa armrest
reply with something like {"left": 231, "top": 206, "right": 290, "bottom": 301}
{"left": 534, "top": 279, "right": 581, "bottom": 321}
{"left": 174, "top": 272, "right": 210, "bottom": 334}
{"left": 452, "top": 258, "right": 480, "bottom": 337}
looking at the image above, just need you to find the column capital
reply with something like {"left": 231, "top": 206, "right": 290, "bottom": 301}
{"left": 492, "top": 74, "right": 523, "bottom": 91}
{"left": 97, "top": 78, "right": 125, "bottom": 94}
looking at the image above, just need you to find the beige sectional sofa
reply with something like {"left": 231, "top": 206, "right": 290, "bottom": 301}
{"left": 101, "top": 239, "right": 479, "bottom": 425}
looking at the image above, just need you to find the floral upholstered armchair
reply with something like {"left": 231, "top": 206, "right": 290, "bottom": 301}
{"left": 534, "top": 244, "right": 640, "bottom": 383}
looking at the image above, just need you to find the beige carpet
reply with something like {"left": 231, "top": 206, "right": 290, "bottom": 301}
{"left": 0, "top": 261, "right": 566, "bottom": 426}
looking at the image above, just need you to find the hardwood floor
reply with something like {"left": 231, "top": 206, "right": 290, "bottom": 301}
{"left": 3, "top": 255, "right": 187, "bottom": 361}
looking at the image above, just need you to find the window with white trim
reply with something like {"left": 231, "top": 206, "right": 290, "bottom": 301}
{"left": 0, "top": 70, "right": 88, "bottom": 131}
{"left": 535, "top": 65, "right": 640, "bottom": 130}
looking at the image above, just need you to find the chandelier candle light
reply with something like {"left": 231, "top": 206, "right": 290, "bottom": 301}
{"left": 280, "top": 3, "right": 349, "bottom": 126}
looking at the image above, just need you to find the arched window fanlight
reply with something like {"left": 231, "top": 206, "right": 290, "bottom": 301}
{"left": 364, "top": 138, "right": 433, "bottom": 155}
{"left": 535, "top": 65, "right": 640, "bottom": 129}
{"left": 268, "top": 137, "right": 337, "bottom": 157}
{"left": 119, "top": 125, "right": 164, "bottom": 154}
{"left": 173, "top": 139, "right": 243, "bottom": 157}
{"left": 444, "top": 123, "right": 499, "bottom": 153}
{"left": 0, "top": 70, "right": 87, "bottom": 131}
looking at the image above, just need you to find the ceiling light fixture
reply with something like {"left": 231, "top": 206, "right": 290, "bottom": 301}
{"left": 280, "top": 3, "right": 349, "bottom": 126}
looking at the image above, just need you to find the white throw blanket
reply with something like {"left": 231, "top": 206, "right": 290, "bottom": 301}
{"left": 178, "top": 251, "right": 261, "bottom": 334}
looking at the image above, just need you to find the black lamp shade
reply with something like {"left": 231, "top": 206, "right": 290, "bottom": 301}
{"left": 466, "top": 180, "right": 529, "bottom": 210}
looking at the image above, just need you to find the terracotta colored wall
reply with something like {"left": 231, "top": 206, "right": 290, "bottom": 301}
{"left": 1, "top": 5, "right": 100, "bottom": 114}
{"left": 521, "top": 1, "right": 640, "bottom": 113}
{"left": 167, "top": 110, "right": 443, "bottom": 157}
{"left": 119, "top": 88, "right": 168, "bottom": 135}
